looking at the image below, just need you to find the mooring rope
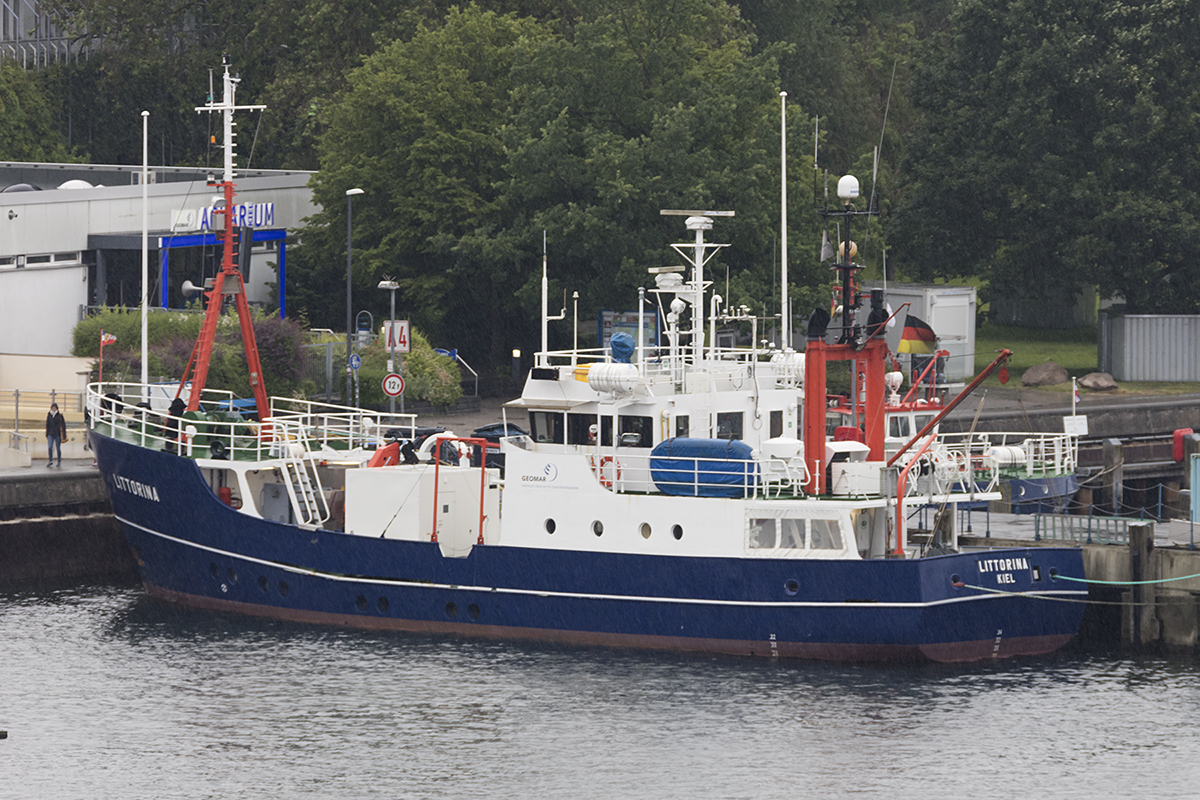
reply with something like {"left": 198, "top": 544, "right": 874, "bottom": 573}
{"left": 961, "top": 583, "right": 1193, "bottom": 607}
{"left": 1053, "top": 572, "right": 1200, "bottom": 586}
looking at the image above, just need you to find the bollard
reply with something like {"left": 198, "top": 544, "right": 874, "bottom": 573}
{"left": 1126, "top": 522, "right": 1160, "bottom": 647}
{"left": 1103, "top": 438, "right": 1124, "bottom": 515}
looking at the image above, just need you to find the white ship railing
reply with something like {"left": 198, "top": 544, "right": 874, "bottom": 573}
{"left": 897, "top": 431, "right": 1079, "bottom": 500}
{"left": 580, "top": 449, "right": 811, "bottom": 499}
{"left": 85, "top": 382, "right": 417, "bottom": 462}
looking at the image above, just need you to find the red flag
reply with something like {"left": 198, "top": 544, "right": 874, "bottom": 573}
{"left": 897, "top": 315, "right": 936, "bottom": 354}
{"left": 100, "top": 331, "right": 117, "bottom": 346}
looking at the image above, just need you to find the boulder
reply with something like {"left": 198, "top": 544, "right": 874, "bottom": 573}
{"left": 1079, "top": 371, "right": 1118, "bottom": 391}
{"left": 1022, "top": 361, "right": 1069, "bottom": 387}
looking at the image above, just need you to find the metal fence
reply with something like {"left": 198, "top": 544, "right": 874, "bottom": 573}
{"left": 1035, "top": 512, "right": 1131, "bottom": 545}
{"left": 1, "top": 389, "right": 87, "bottom": 433}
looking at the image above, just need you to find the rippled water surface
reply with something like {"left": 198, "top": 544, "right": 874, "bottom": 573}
{"left": 3, "top": 585, "right": 1200, "bottom": 799}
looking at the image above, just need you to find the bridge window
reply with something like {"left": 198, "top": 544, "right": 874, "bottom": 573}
{"left": 529, "top": 411, "right": 564, "bottom": 444}
{"left": 619, "top": 416, "right": 653, "bottom": 448}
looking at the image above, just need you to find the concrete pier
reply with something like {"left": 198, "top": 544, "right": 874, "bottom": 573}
{"left": 0, "top": 463, "right": 137, "bottom": 590}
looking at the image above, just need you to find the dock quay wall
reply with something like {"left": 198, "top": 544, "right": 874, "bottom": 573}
{"left": 0, "top": 470, "right": 137, "bottom": 590}
{"left": 941, "top": 396, "right": 1200, "bottom": 438}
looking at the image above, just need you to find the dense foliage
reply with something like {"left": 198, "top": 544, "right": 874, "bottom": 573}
{"left": 11, "top": 0, "right": 1200, "bottom": 373}
{"left": 891, "top": 0, "right": 1200, "bottom": 314}
{"left": 72, "top": 307, "right": 312, "bottom": 398}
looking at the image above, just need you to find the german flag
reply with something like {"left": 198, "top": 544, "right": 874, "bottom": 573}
{"left": 898, "top": 315, "right": 936, "bottom": 354}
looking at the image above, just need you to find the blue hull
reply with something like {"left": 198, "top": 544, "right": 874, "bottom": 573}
{"left": 90, "top": 430, "right": 1088, "bottom": 663}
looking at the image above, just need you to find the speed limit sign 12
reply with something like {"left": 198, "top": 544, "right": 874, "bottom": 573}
{"left": 382, "top": 373, "right": 405, "bottom": 397}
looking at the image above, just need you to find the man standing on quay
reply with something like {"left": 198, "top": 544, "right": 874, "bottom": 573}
{"left": 45, "top": 402, "right": 67, "bottom": 468}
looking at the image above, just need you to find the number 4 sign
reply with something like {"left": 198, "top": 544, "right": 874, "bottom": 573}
{"left": 383, "top": 320, "right": 411, "bottom": 353}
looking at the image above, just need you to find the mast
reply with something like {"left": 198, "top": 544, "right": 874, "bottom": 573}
{"left": 177, "top": 56, "right": 271, "bottom": 420}
{"left": 780, "top": 91, "right": 788, "bottom": 350}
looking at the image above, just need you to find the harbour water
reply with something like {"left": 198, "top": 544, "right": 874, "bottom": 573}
{"left": 3, "top": 584, "right": 1199, "bottom": 799}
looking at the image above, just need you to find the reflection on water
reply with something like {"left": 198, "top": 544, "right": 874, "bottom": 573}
{"left": 2, "top": 586, "right": 1199, "bottom": 799}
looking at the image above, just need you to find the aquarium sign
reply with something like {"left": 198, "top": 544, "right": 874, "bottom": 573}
{"left": 198, "top": 202, "right": 275, "bottom": 231}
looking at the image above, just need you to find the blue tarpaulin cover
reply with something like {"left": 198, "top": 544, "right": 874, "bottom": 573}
{"left": 650, "top": 437, "right": 757, "bottom": 497}
{"left": 610, "top": 332, "right": 635, "bottom": 363}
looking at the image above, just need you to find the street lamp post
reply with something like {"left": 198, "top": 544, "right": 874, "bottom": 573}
{"left": 378, "top": 278, "right": 399, "bottom": 415}
{"left": 345, "top": 187, "right": 364, "bottom": 406}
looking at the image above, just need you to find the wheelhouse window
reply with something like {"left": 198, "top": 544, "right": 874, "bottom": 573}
{"left": 889, "top": 415, "right": 911, "bottom": 438}
{"left": 529, "top": 411, "right": 564, "bottom": 444}
{"left": 567, "top": 413, "right": 595, "bottom": 445}
{"left": 716, "top": 411, "right": 743, "bottom": 441}
{"left": 618, "top": 415, "right": 653, "bottom": 448}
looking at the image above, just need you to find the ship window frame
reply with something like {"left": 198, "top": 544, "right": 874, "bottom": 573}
{"left": 810, "top": 519, "right": 843, "bottom": 550}
{"left": 675, "top": 415, "right": 689, "bottom": 438}
{"left": 529, "top": 410, "right": 565, "bottom": 444}
{"left": 618, "top": 415, "right": 653, "bottom": 448}
{"left": 716, "top": 411, "right": 743, "bottom": 441}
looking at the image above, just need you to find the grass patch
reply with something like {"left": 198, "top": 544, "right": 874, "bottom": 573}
{"left": 970, "top": 324, "right": 1200, "bottom": 394}
{"left": 973, "top": 324, "right": 1097, "bottom": 381}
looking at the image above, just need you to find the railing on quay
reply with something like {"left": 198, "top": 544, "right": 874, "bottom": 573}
{"left": 2, "top": 389, "right": 87, "bottom": 433}
{"left": 7, "top": 431, "right": 29, "bottom": 454}
{"left": 1034, "top": 512, "right": 1131, "bottom": 545}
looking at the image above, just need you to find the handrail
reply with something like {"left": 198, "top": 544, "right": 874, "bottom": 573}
{"left": 85, "top": 382, "right": 420, "bottom": 462}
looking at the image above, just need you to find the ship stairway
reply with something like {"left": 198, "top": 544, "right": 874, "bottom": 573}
{"left": 274, "top": 423, "right": 329, "bottom": 528}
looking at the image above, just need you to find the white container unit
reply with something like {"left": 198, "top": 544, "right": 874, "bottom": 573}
{"left": 866, "top": 283, "right": 977, "bottom": 381}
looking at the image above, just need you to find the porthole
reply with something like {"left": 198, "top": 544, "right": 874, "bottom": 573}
{"left": 258, "top": 576, "right": 269, "bottom": 592}
{"left": 445, "top": 602, "right": 458, "bottom": 618}
{"left": 278, "top": 580, "right": 290, "bottom": 597}
{"left": 226, "top": 567, "right": 238, "bottom": 584}
{"left": 377, "top": 597, "right": 390, "bottom": 613}
{"left": 672, "top": 524, "right": 684, "bottom": 540}
{"left": 356, "top": 595, "right": 368, "bottom": 611}
{"left": 468, "top": 604, "right": 480, "bottom": 620}
{"left": 785, "top": 579, "right": 799, "bottom": 596}
{"left": 592, "top": 520, "right": 604, "bottom": 537}
{"left": 209, "top": 562, "right": 219, "bottom": 578}
{"left": 545, "top": 518, "right": 557, "bottom": 534}
{"left": 640, "top": 523, "right": 652, "bottom": 539}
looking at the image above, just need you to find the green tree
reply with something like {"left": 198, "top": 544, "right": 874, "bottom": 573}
{"left": 892, "top": 0, "right": 1200, "bottom": 314}
{"left": 287, "top": 5, "right": 551, "bottom": 354}
{"left": 0, "top": 64, "right": 74, "bottom": 161}
{"left": 487, "top": 0, "right": 827, "bottom": 358}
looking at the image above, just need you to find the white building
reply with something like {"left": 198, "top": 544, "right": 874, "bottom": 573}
{"left": 1, "top": 161, "right": 317, "bottom": 357}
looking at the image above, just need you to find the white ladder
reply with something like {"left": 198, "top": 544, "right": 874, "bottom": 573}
{"left": 275, "top": 422, "right": 330, "bottom": 528}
